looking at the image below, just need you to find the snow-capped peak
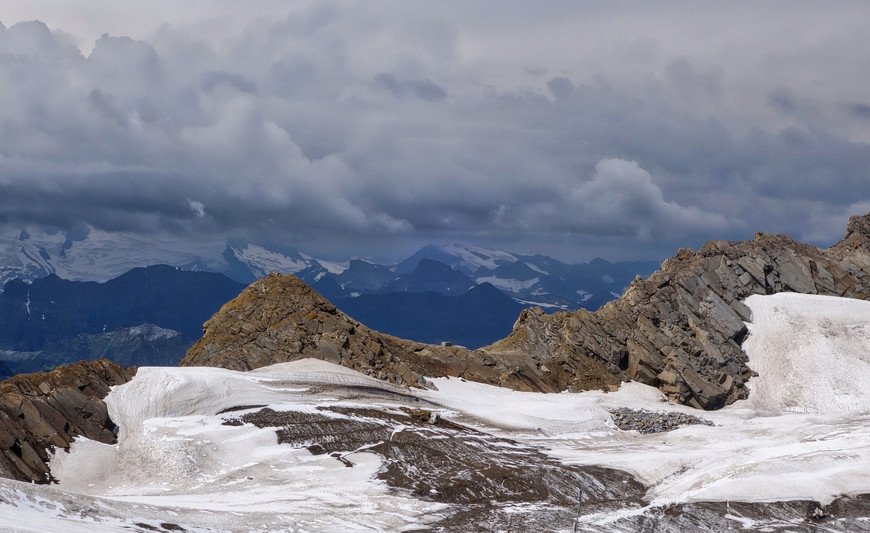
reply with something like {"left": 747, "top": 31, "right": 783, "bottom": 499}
{"left": 432, "top": 242, "right": 518, "bottom": 271}
{"left": 229, "top": 244, "right": 310, "bottom": 276}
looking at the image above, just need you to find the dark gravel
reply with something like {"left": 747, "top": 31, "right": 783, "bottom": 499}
{"left": 609, "top": 407, "right": 714, "bottom": 434}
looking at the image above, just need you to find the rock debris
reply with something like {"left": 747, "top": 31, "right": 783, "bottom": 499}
{"left": 609, "top": 407, "right": 714, "bottom": 434}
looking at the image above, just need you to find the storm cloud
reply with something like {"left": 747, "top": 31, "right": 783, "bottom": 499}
{"left": 1, "top": 1, "right": 869, "bottom": 262}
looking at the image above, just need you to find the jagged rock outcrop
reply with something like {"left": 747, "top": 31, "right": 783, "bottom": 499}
{"left": 0, "top": 359, "right": 136, "bottom": 482}
{"left": 487, "top": 213, "right": 870, "bottom": 408}
{"left": 180, "top": 273, "right": 611, "bottom": 392}
{"left": 183, "top": 213, "right": 870, "bottom": 410}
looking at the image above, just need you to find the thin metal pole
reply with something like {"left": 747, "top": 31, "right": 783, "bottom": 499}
{"left": 572, "top": 484, "right": 583, "bottom": 533}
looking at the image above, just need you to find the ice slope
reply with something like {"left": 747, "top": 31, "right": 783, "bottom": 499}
{"left": 741, "top": 292, "right": 870, "bottom": 414}
{"left": 45, "top": 362, "right": 445, "bottom": 532}
{"left": 0, "top": 293, "right": 868, "bottom": 531}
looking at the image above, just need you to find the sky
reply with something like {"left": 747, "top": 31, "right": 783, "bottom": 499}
{"left": 1, "top": 1, "right": 869, "bottom": 264}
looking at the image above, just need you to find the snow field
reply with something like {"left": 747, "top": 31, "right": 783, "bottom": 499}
{"left": 0, "top": 292, "right": 868, "bottom": 531}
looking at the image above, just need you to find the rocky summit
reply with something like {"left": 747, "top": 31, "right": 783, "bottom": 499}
{"left": 181, "top": 273, "right": 571, "bottom": 393}
{"left": 183, "top": 212, "right": 870, "bottom": 410}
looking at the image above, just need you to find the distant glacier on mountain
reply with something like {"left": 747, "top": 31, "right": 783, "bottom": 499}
{"left": 0, "top": 226, "right": 657, "bottom": 375}
{"left": 0, "top": 225, "right": 657, "bottom": 311}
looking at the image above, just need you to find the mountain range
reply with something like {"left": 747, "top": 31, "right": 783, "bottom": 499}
{"left": 0, "top": 226, "right": 658, "bottom": 311}
{"left": 0, "top": 266, "right": 245, "bottom": 377}
{"left": 0, "top": 228, "right": 658, "bottom": 371}
{"left": 3, "top": 214, "right": 870, "bottom": 530}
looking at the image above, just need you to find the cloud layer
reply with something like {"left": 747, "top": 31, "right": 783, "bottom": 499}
{"left": 1, "top": 2, "right": 869, "bottom": 262}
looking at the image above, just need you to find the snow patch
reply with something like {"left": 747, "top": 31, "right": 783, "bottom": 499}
{"left": 742, "top": 292, "right": 870, "bottom": 414}
{"left": 576, "top": 289, "right": 593, "bottom": 302}
{"left": 523, "top": 262, "right": 549, "bottom": 275}
{"left": 232, "top": 244, "right": 308, "bottom": 276}
{"left": 514, "top": 299, "right": 569, "bottom": 309}
{"left": 475, "top": 276, "right": 539, "bottom": 292}
{"left": 436, "top": 243, "right": 518, "bottom": 271}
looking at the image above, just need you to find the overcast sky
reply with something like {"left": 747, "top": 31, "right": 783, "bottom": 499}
{"left": 1, "top": 1, "right": 869, "bottom": 264}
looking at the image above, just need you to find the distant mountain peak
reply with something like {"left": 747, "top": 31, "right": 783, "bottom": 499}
{"left": 395, "top": 242, "right": 518, "bottom": 276}
{"left": 413, "top": 257, "right": 459, "bottom": 274}
{"left": 379, "top": 258, "right": 475, "bottom": 295}
{"left": 431, "top": 242, "right": 519, "bottom": 271}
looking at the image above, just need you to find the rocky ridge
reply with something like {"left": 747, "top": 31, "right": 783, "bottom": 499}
{"left": 183, "top": 213, "right": 870, "bottom": 410}
{"left": 487, "top": 213, "right": 870, "bottom": 408}
{"left": 181, "top": 273, "right": 585, "bottom": 392}
{"left": 0, "top": 359, "right": 136, "bottom": 482}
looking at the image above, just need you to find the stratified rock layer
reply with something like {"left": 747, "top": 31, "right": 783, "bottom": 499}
{"left": 183, "top": 213, "right": 870, "bottom": 410}
{"left": 0, "top": 359, "right": 136, "bottom": 482}
{"left": 488, "top": 213, "right": 870, "bottom": 408}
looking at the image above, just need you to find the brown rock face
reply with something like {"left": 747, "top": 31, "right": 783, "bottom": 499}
{"left": 0, "top": 359, "right": 136, "bottom": 482}
{"left": 181, "top": 273, "right": 585, "bottom": 393}
{"left": 183, "top": 213, "right": 870, "bottom": 410}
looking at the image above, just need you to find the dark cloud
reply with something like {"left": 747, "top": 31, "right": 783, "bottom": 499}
{"left": 89, "top": 88, "right": 128, "bottom": 127}
{"left": 848, "top": 103, "right": 870, "bottom": 120}
{"left": 768, "top": 88, "right": 796, "bottom": 114}
{"left": 200, "top": 71, "right": 258, "bottom": 94}
{"left": 0, "top": 4, "right": 869, "bottom": 264}
{"left": 547, "top": 77, "right": 574, "bottom": 100}
{"left": 374, "top": 72, "right": 447, "bottom": 101}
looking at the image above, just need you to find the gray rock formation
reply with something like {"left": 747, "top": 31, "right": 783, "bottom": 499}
{"left": 487, "top": 213, "right": 870, "bottom": 408}
{"left": 0, "top": 359, "right": 136, "bottom": 482}
{"left": 183, "top": 213, "right": 870, "bottom": 410}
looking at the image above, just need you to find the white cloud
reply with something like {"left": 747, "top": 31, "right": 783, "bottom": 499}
{"left": 369, "top": 212, "right": 412, "bottom": 233}
{"left": 516, "top": 159, "right": 729, "bottom": 240}
{"left": 187, "top": 199, "right": 206, "bottom": 218}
